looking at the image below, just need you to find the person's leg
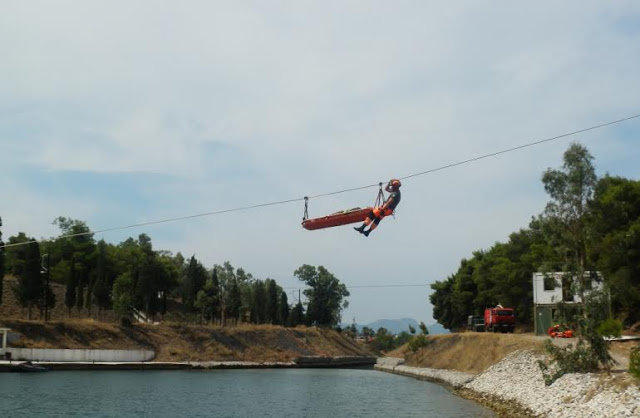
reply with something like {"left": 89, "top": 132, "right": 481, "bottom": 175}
{"left": 354, "top": 209, "right": 377, "bottom": 233}
{"left": 363, "top": 217, "right": 382, "bottom": 236}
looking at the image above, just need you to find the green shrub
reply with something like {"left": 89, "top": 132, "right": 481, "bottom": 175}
{"left": 538, "top": 339, "right": 600, "bottom": 385}
{"left": 630, "top": 346, "right": 640, "bottom": 381}
{"left": 407, "top": 334, "right": 430, "bottom": 352}
{"left": 596, "top": 319, "right": 622, "bottom": 338}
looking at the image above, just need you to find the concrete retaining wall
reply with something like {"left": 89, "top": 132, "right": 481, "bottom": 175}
{"left": 375, "top": 358, "right": 475, "bottom": 389}
{"left": 294, "top": 356, "right": 377, "bottom": 367}
{"left": 7, "top": 348, "right": 155, "bottom": 362}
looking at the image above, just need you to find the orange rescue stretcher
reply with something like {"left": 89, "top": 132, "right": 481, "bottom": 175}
{"left": 301, "top": 207, "right": 372, "bottom": 230}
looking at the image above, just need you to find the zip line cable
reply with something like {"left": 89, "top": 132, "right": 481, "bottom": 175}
{"left": 2, "top": 112, "right": 639, "bottom": 250}
{"left": 400, "top": 113, "right": 640, "bottom": 181}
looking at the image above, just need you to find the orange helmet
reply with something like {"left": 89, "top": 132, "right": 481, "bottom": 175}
{"left": 386, "top": 178, "right": 401, "bottom": 192}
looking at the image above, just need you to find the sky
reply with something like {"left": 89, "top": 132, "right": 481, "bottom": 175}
{"left": 1, "top": 1, "right": 640, "bottom": 325}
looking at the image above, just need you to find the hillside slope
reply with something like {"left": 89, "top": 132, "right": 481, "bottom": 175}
{"left": 0, "top": 319, "right": 373, "bottom": 362}
{"left": 387, "top": 332, "right": 638, "bottom": 374}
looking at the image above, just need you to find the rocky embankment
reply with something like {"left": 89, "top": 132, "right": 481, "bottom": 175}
{"left": 376, "top": 352, "right": 640, "bottom": 417}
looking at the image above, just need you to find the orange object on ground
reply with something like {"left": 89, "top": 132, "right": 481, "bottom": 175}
{"left": 547, "top": 324, "right": 574, "bottom": 338}
{"left": 302, "top": 207, "right": 372, "bottom": 230}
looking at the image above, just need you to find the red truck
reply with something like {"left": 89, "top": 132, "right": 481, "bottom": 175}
{"left": 484, "top": 305, "right": 515, "bottom": 333}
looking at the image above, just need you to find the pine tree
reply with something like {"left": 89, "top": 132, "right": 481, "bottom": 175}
{"left": 265, "top": 279, "right": 278, "bottom": 324}
{"left": 226, "top": 278, "right": 241, "bottom": 324}
{"left": 278, "top": 291, "right": 289, "bottom": 326}
{"left": 209, "top": 268, "right": 220, "bottom": 323}
{"left": 289, "top": 301, "right": 304, "bottom": 327}
{"left": 65, "top": 256, "right": 77, "bottom": 316}
{"left": 0, "top": 216, "right": 5, "bottom": 305}
{"left": 11, "top": 240, "right": 43, "bottom": 319}
{"left": 92, "top": 240, "right": 112, "bottom": 316}
{"left": 251, "top": 280, "right": 267, "bottom": 324}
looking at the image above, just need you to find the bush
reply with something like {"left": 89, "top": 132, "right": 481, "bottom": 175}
{"left": 407, "top": 334, "right": 430, "bottom": 352}
{"left": 596, "top": 319, "right": 622, "bottom": 338}
{"left": 630, "top": 346, "right": 640, "bottom": 381}
{"left": 538, "top": 339, "right": 600, "bottom": 385}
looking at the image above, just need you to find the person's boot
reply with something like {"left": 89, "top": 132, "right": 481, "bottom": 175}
{"left": 353, "top": 224, "right": 365, "bottom": 233}
{"left": 363, "top": 229, "right": 370, "bottom": 237}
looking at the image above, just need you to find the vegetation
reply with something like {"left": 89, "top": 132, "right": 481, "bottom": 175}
{"left": 407, "top": 334, "right": 430, "bottom": 352}
{"left": 429, "top": 143, "right": 639, "bottom": 381}
{"left": 538, "top": 339, "right": 601, "bottom": 385}
{"left": 0, "top": 216, "right": 4, "bottom": 305}
{"left": 596, "top": 318, "right": 622, "bottom": 338}
{"left": 630, "top": 346, "right": 640, "bottom": 381}
{"left": 294, "top": 264, "right": 349, "bottom": 327}
{"left": 1, "top": 219, "right": 350, "bottom": 329}
{"left": 430, "top": 143, "right": 640, "bottom": 332}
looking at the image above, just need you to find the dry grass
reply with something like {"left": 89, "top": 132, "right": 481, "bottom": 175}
{"left": 388, "top": 332, "right": 546, "bottom": 374}
{"left": 0, "top": 276, "right": 119, "bottom": 322}
{"left": 0, "top": 318, "right": 373, "bottom": 362}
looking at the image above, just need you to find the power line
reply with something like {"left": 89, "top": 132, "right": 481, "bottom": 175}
{"left": 1, "top": 112, "right": 639, "bottom": 250}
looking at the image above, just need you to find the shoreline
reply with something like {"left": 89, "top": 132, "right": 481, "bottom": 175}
{"left": 0, "top": 355, "right": 377, "bottom": 372}
{"left": 375, "top": 351, "right": 640, "bottom": 418}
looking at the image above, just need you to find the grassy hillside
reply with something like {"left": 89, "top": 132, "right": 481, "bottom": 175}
{"left": 388, "top": 333, "right": 546, "bottom": 374}
{"left": 387, "top": 332, "right": 638, "bottom": 374}
{"left": 0, "top": 319, "right": 373, "bottom": 362}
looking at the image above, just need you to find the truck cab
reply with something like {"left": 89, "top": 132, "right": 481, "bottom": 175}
{"left": 484, "top": 305, "right": 515, "bottom": 333}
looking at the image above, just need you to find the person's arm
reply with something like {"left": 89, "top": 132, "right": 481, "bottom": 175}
{"left": 380, "top": 194, "right": 393, "bottom": 210}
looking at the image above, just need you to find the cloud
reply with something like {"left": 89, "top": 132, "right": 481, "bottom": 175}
{"left": 1, "top": 1, "right": 640, "bottom": 323}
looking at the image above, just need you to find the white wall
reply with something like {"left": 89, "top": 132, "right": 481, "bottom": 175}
{"left": 7, "top": 348, "right": 155, "bottom": 362}
{"left": 532, "top": 272, "right": 603, "bottom": 305}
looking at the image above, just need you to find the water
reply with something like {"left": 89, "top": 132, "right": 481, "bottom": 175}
{"left": 0, "top": 368, "right": 493, "bottom": 417}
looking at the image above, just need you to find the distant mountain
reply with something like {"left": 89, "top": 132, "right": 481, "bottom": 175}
{"left": 425, "top": 322, "right": 449, "bottom": 335}
{"left": 341, "top": 318, "right": 450, "bottom": 335}
{"left": 366, "top": 318, "right": 419, "bottom": 334}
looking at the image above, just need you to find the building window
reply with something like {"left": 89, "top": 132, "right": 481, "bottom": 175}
{"left": 543, "top": 275, "right": 556, "bottom": 291}
{"left": 562, "top": 276, "right": 574, "bottom": 302}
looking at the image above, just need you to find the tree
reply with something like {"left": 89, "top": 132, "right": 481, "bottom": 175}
{"left": 541, "top": 142, "right": 597, "bottom": 294}
{"left": 225, "top": 277, "right": 241, "bottom": 324}
{"left": 540, "top": 143, "right": 614, "bottom": 375}
{"left": 288, "top": 301, "right": 305, "bottom": 327}
{"left": 51, "top": 217, "right": 96, "bottom": 314}
{"left": 265, "top": 279, "right": 279, "bottom": 324}
{"left": 195, "top": 277, "right": 221, "bottom": 323}
{"left": 430, "top": 276, "right": 456, "bottom": 330}
{"left": 250, "top": 280, "right": 267, "bottom": 324}
{"left": 112, "top": 272, "right": 134, "bottom": 320}
{"left": 11, "top": 239, "right": 43, "bottom": 319}
{"left": 371, "top": 327, "right": 395, "bottom": 352}
{"left": 294, "top": 264, "right": 350, "bottom": 327}
{"left": 408, "top": 324, "right": 416, "bottom": 335}
{"left": 419, "top": 322, "right": 429, "bottom": 335}
{"left": 92, "top": 240, "right": 112, "bottom": 316}
{"left": 209, "top": 267, "right": 221, "bottom": 323}
{"left": 362, "top": 326, "right": 374, "bottom": 339}
{"left": 589, "top": 176, "right": 640, "bottom": 324}
{"left": 182, "top": 256, "right": 207, "bottom": 312}
{"left": 278, "top": 291, "right": 289, "bottom": 326}
{"left": 65, "top": 256, "right": 77, "bottom": 316}
{"left": 0, "top": 216, "right": 5, "bottom": 305}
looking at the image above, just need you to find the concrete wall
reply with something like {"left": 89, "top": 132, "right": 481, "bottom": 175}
{"left": 7, "top": 348, "right": 155, "bottom": 362}
{"left": 532, "top": 272, "right": 603, "bottom": 305}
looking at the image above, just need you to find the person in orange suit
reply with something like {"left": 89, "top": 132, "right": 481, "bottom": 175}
{"left": 354, "top": 179, "right": 402, "bottom": 237}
